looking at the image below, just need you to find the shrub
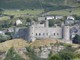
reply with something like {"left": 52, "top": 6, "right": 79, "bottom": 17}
{"left": 26, "top": 46, "right": 41, "bottom": 60}
{"left": 49, "top": 54, "right": 62, "bottom": 60}
{"left": 0, "top": 34, "right": 10, "bottom": 42}
{"left": 73, "top": 34, "right": 80, "bottom": 44}
{"left": 4, "top": 47, "right": 25, "bottom": 60}
{"left": 59, "top": 51, "right": 74, "bottom": 60}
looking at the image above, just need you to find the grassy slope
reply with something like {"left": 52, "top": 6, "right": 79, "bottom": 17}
{"left": 0, "top": 0, "right": 80, "bottom": 9}
{"left": 0, "top": 38, "right": 79, "bottom": 51}
{"left": 0, "top": 39, "right": 80, "bottom": 60}
{"left": 0, "top": 39, "right": 65, "bottom": 51}
{"left": 74, "top": 58, "right": 80, "bottom": 60}
{"left": 3, "top": 9, "right": 44, "bottom": 16}
{"left": 48, "top": 7, "right": 80, "bottom": 16}
{"left": 0, "top": 9, "right": 43, "bottom": 21}
{"left": 0, "top": 39, "right": 29, "bottom": 51}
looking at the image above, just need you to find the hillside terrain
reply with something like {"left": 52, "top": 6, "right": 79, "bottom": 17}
{"left": 0, "top": 39, "right": 80, "bottom": 60}
{"left": 0, "top": 0, "right": 80, "bottom": 9}
{"left": 0, "top": 39, "right": 62, "bottom": 51}
{"left": 0, "top": 39, "right": 79, "bottom": 51}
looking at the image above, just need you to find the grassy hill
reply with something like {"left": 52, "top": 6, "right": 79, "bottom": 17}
{"left": 0, "top": 0, "right": 80, "bottom": 9}
{"left": 0, "top": 39, "right": 80, "bottom": 60}
{"left": 48, "top": 7, "right": 80, "bottom": 16}
{"left": 0, "top": 39, "right": 67, "bottom": 51}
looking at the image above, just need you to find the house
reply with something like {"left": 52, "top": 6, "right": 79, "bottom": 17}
{"left": 38, "top": 16, "right": 55, "bottom": 21}
{"left": 55, "top": 16, "right": 64, "bottom": 19}
{"left": 70, "top": 23, "right": 80, "bottom": 38}
{"left": 0, "top": 31, "right": 5, "bottom": 35}
{"left": 46, "top": 16, "right": 55, "bottom": 20}
{"left": 38, "top": 17, "right": 46, "bottom": 21}
{"left": 67, "top": 16, "right": 75, "bottom": 20}
{"left": 64, "top": 19, "right": 75, "bottom": 25}
{"left": 15, "top": 19, "right": 23, "bottom": 25}
{"left": 6, "top": 28, "right": 15, "bottom": 32}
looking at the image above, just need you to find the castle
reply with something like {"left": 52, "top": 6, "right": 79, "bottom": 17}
{"left": 26, "top": 19, "right": 71, "bottom": 42}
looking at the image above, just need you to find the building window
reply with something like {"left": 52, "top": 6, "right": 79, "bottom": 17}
{"left": 57, "top": 33, "right": 59, "bottom": 36}
{"left": 36, "top": 33, "right": 37, "bottom": 36}
{"left": 39, "top": 33, "right": 41, "bottom": 36}
{"left": 43, "top": 33, "right": 45, "bottom": 35}
{"left": 54, "top": 33, "right": 55, "bottom": 36}
{"left": 46, "top": 33, "right": 48, "bottom": 36}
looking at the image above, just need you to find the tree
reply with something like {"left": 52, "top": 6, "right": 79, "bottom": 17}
{"left": 5, "top": 32, "right": 15, "bottom": 39}
{"left": 72, "top": 14, "right": 80, "bottom": 20}
{"left": 73, "top": 34, "right": 80, "bottom": 44}
{"left": 49, "top": 19, "right": 54, "bottom": 27}
{"left": 0, "top": 34, "right": 10, "bottom": 42}
{"left": 0, "top": 8, "right": 4, "bottom": 15}
{"left": 10, "top": 15, "right": 14, "bottom": 19}
{"left": 26, "top": 18, "right": 31, "bottom": 23}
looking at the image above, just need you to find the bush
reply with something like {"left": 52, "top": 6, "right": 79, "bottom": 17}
{"left": 5, "top": 32, "right": 15, "bottom": 39}
{"left": 59, "top": 51, "right": 74, "bottom": 60}
{"left": 49, "top": 46, "right": 76, "bottom": 60}
{"left": 0, "top": 34, "right": 10, "bottom": 42}
{"left": 73, "top": 34, "right": 80, "bottom": 44}
{"left": 26, "top": 46, "right": 41, "bottom": 60}
{"left": 49, "top": 51, "right": 74, "bottom": 60}
{"left": 74, "top": 53, "right": 80, "bottom": 58}
{"left": 4, "top": 47, "right": 25, "bottom": 60}
{"left": 49, "top": 54, "right": 62, "bottom": 60}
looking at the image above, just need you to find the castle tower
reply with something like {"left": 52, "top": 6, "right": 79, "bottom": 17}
{"left": 62, "top": 25, "right": 70, "bottom": 40}
{"left": 44, "top": 18, "right": 49, "bottom": 28}
{"left": 28, "top": 21, "right": 36, "bottom": 42}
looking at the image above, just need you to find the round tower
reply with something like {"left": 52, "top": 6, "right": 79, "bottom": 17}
{"left": 28, "top": 21, "right": 36, "bottom": 42}
{"left": 63, "top": 25, "right": 70, "bottom": 40}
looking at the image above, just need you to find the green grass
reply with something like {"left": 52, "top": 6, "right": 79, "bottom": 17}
{"left": 48, "top": 8, "right": 80, "bottom": 16}
{"left": 0, "top": 16, "right": 10, "bottom": 20}
{"left": 0, "top": 9, "right": 44, "bottom": 21}
{"left": 0, "top": 0, "right": 80, "bottom": 9}
{"left": 3, "top": 9, "right": 44, "bottom": 16}
{"left": 74, "top": 58, "right": 80, "bottom": 60}
{"left": 1, "top": 7, "right": 80, "bottom": 21}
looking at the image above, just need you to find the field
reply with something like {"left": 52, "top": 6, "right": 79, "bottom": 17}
{"left": 2, "top": 7, "right": 80, "bottom": 19}
{"left": 48, "top": 7, "right": 80, "bottom": 16}
{"left": 0, "top": 16, "right": 10, "bottom": 20}
{"left": 3, "top": 9, "right": 44, "bottom": 16}
{"left": 0, "top": 9, "right": 44, "bottom": 21}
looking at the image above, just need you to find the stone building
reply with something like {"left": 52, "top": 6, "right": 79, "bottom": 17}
{"left": 11, "top": 17, "right": 79, "bottom": 42}
{"left": 26, "top": 18, "right": 71, "bottom": 42}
